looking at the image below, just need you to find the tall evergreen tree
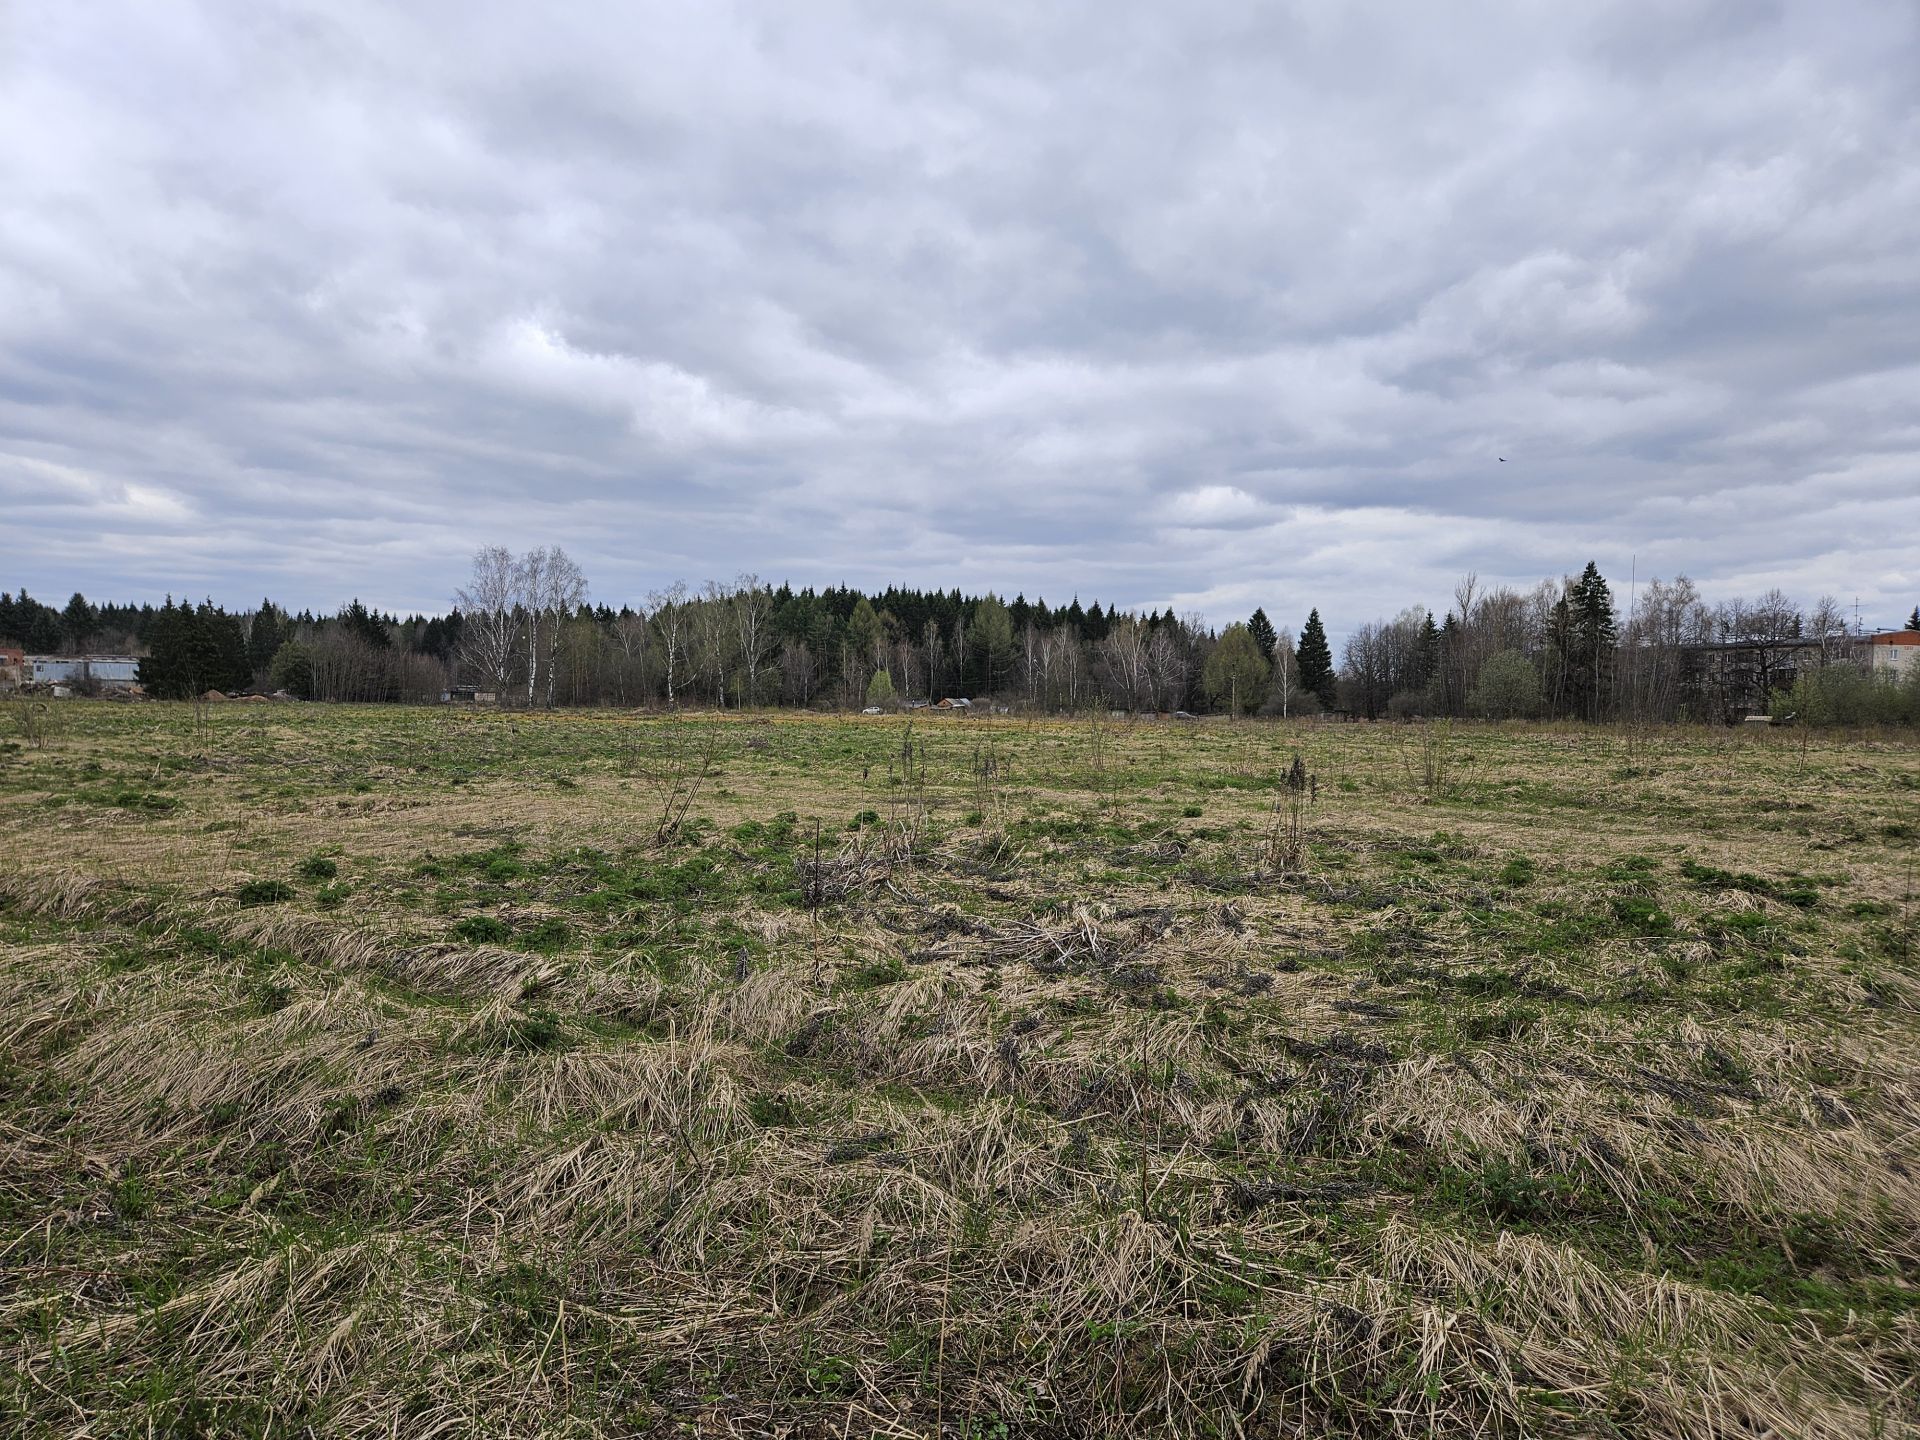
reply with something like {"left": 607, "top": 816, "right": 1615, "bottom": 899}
{"left": 63, "top": 592, "right": 97, "bottom": 652}
{"left": 1297, "top": 609, "right": 1336, "bottom": 707}
{"left": 138, "top": 598, "right": 248, "bottom": 698}
{"left": 138, "top": 598, "right": 185, "bottom": 698}
{"left": 971, "top": 593, "right": 1017, "bottom": 696}
{"left": 339, "top": 599, "right": 392, "bottom": 651}
{"left": 6, "top": 589, "right": 63, "bottom": 652}
{"left": 1411, "top": 611, "right": 1440, "bottom": 692}
{"left": 247, "top": 600, "right": 287, "bottom": 675}
{"left": 1247, "top": 607, "right": 1278, "bottom": 660}
{"left": 1907, "top": 606, "right": 1920, "bottom": 632}
{"left": 1568, "top": 562, "right": 1617, "bottom": 721}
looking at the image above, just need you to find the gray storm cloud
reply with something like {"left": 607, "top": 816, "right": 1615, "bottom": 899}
{"left": 2, "top": 0, "right": 1916, "bottom": 638}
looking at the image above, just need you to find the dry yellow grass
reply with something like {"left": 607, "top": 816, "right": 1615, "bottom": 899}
{"left": 1, "top": 701, "right": 1917, "bottom": 1435}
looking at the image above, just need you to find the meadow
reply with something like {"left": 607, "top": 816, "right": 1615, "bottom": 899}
{"left": 2, "top": 700, "right": 1917, "bottom": 1437}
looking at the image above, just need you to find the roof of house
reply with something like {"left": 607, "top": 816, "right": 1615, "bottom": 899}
{"left": 1866, "top": 630, "right": 1920, "bottom": 646}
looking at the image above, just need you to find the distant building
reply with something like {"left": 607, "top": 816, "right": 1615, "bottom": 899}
{"left": 1864, "top": 630, "right": 1920, "bottom": 680}
{"left": 24, "top": 655, "right": 143, "bottom": 691}
{"left": 0, "top": 647, "right": 24, "bottom": 690}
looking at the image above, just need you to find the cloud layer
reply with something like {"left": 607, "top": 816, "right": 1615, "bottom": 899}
{"left": 4, "top": 0, "right": 1917, "bottom": 638}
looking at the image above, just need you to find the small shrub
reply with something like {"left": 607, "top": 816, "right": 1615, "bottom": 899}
{"left": 452, "top": 915, "right": 511, "bottom": 944}
{"left": 1181, "top": 804, "right": 1204, "bottom": 818}
{"left": 236, "top": 880, "right": 295, "bottom": 907}
{"left": 298, "top": 856, "right": 338, "bottom": 881}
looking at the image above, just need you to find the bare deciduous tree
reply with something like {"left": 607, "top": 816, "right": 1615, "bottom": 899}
{"left": 453, "top": 545, "right": 519, "bottom": 695}
{"left": 648, "top": 582, "right": 689, "bottom": 707}
{"left": 732, "top": 574, "right": 773, "bottom": 708}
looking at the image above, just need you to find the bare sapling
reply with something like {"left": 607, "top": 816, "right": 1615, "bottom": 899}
{"left": 9, "top": 697, "right": 57, "bottom": 748}
{"left": 636, "top": 724, "right": 721, "bottom": 846}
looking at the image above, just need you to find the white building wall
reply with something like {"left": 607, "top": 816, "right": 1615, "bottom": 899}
{"left": 1865, "top": 638, "right": 1918, "bottom": 679}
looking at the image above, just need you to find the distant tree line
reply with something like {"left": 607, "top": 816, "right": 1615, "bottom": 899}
{"left": 5, "top": 561, "right": 1917, "bottom": 723}
{"left": 0, "top": 590, "right": 457, "bottom": 703}
{"left": 1337, "top": 569, "right": 1920, "bottom": 724}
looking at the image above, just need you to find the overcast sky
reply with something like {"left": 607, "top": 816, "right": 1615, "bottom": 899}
{"left": 3, "top": 1, "right": 1917, "bottom": 640}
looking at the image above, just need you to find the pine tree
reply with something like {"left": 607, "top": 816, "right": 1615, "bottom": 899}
{"left": 1907, "top": 606, "right": 1920, "bottom": 632}
{"left": 1247, "top": 608, "right": 1277, "bottom": 660}
{"left": 1297, "top": 609, "right": 1336, "bottom": 707}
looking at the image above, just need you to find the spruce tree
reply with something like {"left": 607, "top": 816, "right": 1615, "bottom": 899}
{"left": 1413, "top": 611, "right": 1440, "bottom": 691}
{"left": 971, "top": 594, "right": 1017, "bottom": 696}
{"left": 1907, "top": 606, "right": 1920, "bottom": 632}
{"left": 16, "top": 590, "right": 62, "bottom": 653}
{"left": 1297, "top": 609, "right": 1336, "bottom": 707}
{"left": 247, "top": 600, "right": 287, "bottom": 676}
{"left": 339, "top": 600, "right": 391, "bottom": 651}
{"left": 138, "top": 599, "right": 184, "bottom": 698}
{"left": 1569, "top": 562, "right": 1617, "bottom": 721}
{"left": 63, "top": 592, "right": 97, "bottom": 652}
{"left": 1247, "top": 607, "right": 1277, "bottom": 660}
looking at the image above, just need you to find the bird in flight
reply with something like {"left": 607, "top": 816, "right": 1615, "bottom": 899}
{"left": 1498, "top": 456, "right": 1506, "bottom": 462}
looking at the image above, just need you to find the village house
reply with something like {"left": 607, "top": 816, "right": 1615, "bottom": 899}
{"left": 1864, "top": 629, "right": 1920, "bottom": 680}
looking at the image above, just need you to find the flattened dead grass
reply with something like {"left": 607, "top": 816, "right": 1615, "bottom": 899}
{"left": 2, "top": 704, "right": 1917, "bottom": 1435}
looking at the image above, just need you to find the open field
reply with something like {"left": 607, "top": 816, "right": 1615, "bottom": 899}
{"left": 3, "top": 702, "right": 1918, "bottom": 1437}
